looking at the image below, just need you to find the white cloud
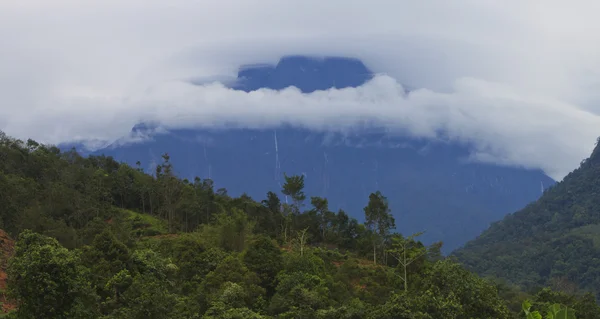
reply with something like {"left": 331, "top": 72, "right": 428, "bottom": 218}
{"left": 1, "top": 0, "right": 600, "bottom": 180}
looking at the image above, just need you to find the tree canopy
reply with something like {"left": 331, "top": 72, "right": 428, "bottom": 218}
{"left": 0, "top": 131, "right": 595, "bottom": 318}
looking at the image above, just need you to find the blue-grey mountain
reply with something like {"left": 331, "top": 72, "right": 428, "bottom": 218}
{"left": 73, "top": 56, "right": 555, "bottom": 253}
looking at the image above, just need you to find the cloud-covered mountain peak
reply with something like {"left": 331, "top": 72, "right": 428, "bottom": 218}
{"left": 232, "top": 55, "right": 373, "bottom": 93}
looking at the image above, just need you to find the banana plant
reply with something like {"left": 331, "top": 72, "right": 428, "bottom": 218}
{"left": 522, "top": 300, "right": 576, "bottom": 319}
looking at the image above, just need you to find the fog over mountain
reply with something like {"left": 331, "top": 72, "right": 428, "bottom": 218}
{"left": 2, "top": 1, "right": 600, "bottom": 180}
{"left": 2, "top": 1, "right": 600, "bottom": 251}
{"left": 75, "top": 55, "right": 554, "bottom": 253}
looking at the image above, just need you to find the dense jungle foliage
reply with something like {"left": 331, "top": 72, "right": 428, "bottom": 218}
{"left": 455, "top": 138, "right": 600, "bottom": 301}
{"left": 0, "top": 131, "right": 597, "bottom": 318}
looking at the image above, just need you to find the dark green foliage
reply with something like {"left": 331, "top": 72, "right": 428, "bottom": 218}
{"left": 364, "top": 191, "right": 396, "bottom": 264}
{"left": 81, "top": 229, "right": 131, "bottom": 307}
{"left": 281, "top": 174, "right": 306, "bottom": 208}
{"left": 367, "top": 261, "right": 511, "bottom": 318}
{"left": 528, "top": 288, "right": 598, "bottom": 319}
{"left": 243, "top": 235, "right": 284, "bottom": 296}
{"left": 201, "top": 255, "right": 265, "bottom": 310}
{"left": 106, "top": 273, "right": 177, "bottom": 319}
{"left": 7, "top": 231, "right": 99, "bottom": 319}
{"left": 454, "top": 140, "right": 600, "bottom": 299}
{"left": 0, "top": 132, "right": 596, "bottom": 318}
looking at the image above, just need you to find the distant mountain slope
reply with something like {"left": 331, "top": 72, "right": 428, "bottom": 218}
{"left": 453, "top": 138, "right": 600, "bottom": 296}
{"left": 82, "top": 55, "right": 554, "bottom": 253}
{"left": 232, "top": 55, "right": 373, "bottom": 93}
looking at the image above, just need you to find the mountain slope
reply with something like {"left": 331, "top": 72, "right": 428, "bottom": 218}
{"left": 454, "top": 137, "right": 600, "bottom": 296}
{"left": 83, "top": 55, "right": 555, "bottom": 253}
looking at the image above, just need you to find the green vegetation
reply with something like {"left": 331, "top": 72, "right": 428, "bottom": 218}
{"left": 125, "top": 209, "right": 168, "bottom": 237}
{"left": 0, "top": 131, "right": 597, "bottom": 318}
{"left": 522, "top": 300, "right": 575, "bottom": 319}
{"left": 454, "top": 137, "right": 600, "bottom": 307}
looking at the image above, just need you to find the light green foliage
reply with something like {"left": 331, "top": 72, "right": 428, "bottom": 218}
{"left": 269, "top": 271, "right": 332, "bottom": 316}
{"left": 386, "top": 232, "right": 428, "bottom": 292}
{"left": 523, "top": 300, "right": 576, "bottom": 319}
{"left": 197, "top": 209, "right": 254, "bottom": 252}
{"left": 316, "top": 298, "right": 366, "bottom": 319}
{"left": 125, "top": 209, "right": 168, "bottom": 237}
{"left": 203, "top": 282, "right": 270, "bottom": 319}
{"left": 130, "top": 248, "right": 178, "bottom": 279}
{"left": 103, "top": 248, "right": 179, "bottom": 318}
{"left": 420, "top": 260, "right": 511, "bottom": 318}
{"left": 268, "top": 251, "right": 337, "bottom": 316}
{"left": 530, "top": 288, "right": 598, "bottom": 319}
{"left": 7, "top": 230, "right": 99, "bottom": 319}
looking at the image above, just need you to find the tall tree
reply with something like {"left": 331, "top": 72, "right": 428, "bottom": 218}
{"left": 310, "top": 196, "right": 332, "bottom": 243}
{"left": 156, "top": 153, "right": 181, "bottom": 232}
{"left": 386, "top": 232, "right": 427, "bottom": 291}
{"left": 281, "top": 174, "right": 306, "bottom": 243}
{"left": 281, "top": 174, "right": 306, "bottom": 212}
{"left": 363, "top": 191, "right": 395, "bottom": 264}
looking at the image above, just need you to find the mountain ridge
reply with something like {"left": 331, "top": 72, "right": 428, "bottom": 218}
{"left": 453, "top": 137, "right": 600, "bottom": 296}
{"left": 67, "top": 55, "right": 555, "bottom": 253}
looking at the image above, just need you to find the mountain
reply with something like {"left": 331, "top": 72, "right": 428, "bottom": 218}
{"left": 8, "top": 131, "right": 591, "bottom": 319}
{"left": 453, "top": 138, "right": 600, "bottom": 296}
{"left": 81, "top": 55, "right": 555, "bottom": 253}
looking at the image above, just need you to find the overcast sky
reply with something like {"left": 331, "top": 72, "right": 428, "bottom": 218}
{"left": 1, "top": 0, "right": 600, "bottom": 180}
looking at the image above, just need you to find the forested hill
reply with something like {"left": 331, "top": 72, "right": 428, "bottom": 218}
{"left": 454, "top": 137, "right": 600, "bottom": 298}
{"left": 90, "top": 55, "right": 555, "bottom": 254}
{"left": 0, "top": 131, "right": 597, "bottom": 318}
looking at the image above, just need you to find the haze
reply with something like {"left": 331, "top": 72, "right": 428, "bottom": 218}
{"left": 1, "top": 0, "right": 600, "bottom": 179}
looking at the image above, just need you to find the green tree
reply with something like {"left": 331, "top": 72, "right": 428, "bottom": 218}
{"left": 156, "top": 153, "right": 182, "bottom": 232}
{"left": 201, "top": 255, "right": 265, "bottom": 310}
{"left": 363, "top": 191, "right": 395, "bottom": 264}
{"left": 198, "top": 209, "right": 254, "bottom": 252}
{"left": 310, "top": 196, "right": 333, "bottom": 243}
{"left": 386, "top": 232, "right": 428, "bottom": 292}
{"left": 108, "top": 273, "right": 177, "bottom": 319}
{"left": 80, "top": 229, "right": 131, "bottom": 310}
{"left": 203, "top": 282, "right": 268, "bottom": 319}
{"left": 522, "top": 300, "right": 576, "bottom": 319}
{"left": 243, "top": 235, "right": 284, "bottom": 297}
{"left": 421, "top": 260, "right": 511, "bottom": 318}
{"left": 281, "top": 174, "right": 306, "bottom": 212}
{"left": 7, "top": 230, "right": 99, "bottom": 319}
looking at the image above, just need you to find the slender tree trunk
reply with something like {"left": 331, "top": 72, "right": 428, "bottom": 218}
{"left": 403, "top": 247, "right": 408, "bottom": 291}
{"left": 206, "top": 205, "right": 209, "bottom": 224}
{"left": 148, "top": 188, "right": 154, "bottom": 215}
{"left": 373, "top": 241, "right": 377, "bottom": 264}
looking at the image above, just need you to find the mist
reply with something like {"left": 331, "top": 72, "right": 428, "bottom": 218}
{"left": 2, "top": 0, "right": 600, "bottom": 180}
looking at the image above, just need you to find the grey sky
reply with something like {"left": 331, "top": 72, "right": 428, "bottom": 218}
{"left": 1, "top": 0, "right": 600, "bottom": 179}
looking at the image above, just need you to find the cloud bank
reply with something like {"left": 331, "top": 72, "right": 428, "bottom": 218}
{"left": 1, "top": 0, "right": 600, "bottom": 180}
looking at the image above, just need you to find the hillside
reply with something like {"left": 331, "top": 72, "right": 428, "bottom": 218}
{"left": 1, "top": 131, "right": 597, "bottom": 318}
{"left": 79, "top": 55, "right": 555, "bottom": 253}
{"left": 0, "top": 230, "right": 15, "bottom": 313}
{"left": 454, "top": 137, "right": 600, "bottom": 297}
